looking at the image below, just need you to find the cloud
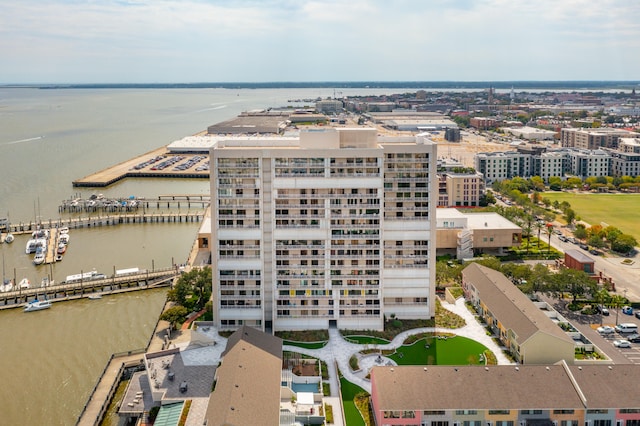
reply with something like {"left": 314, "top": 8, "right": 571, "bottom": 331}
{"left": 0, "top": 0, "right": 639, "bottom": 82}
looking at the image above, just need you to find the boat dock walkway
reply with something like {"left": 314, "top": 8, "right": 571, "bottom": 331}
{"left": 0, "top": 267, "right": 179, "bottom": 309}
{"left": 6, "top": 211, "right": 204, "bottom": 235}
{"left": 76, "top": 350, "right": 147, "bottom": 426}
{"left": 72, "top": 147, "right": 210, "bottom": 187}
{"left": 44, "top": 227, "right": 60, "bottom": 265}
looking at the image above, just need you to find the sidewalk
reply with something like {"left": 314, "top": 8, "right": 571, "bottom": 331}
{"left": 282, "top": 298, "right": 514, "bottom": 395}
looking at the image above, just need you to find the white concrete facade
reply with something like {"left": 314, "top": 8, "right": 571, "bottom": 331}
{"left": 210, "top": 128, "right": 437, "bottom": 332}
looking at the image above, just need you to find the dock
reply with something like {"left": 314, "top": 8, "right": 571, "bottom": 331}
{"left": 0, "top": 267, "right": 179, "bottom": 309}
{"left": 6, "top": 211, "right": 205, "bottom": 235}
{"left": 72, "top": 147, "right": 210, "bottom": 187}
{"left": 76, "top": 351, "right": 147, "bottom": 426}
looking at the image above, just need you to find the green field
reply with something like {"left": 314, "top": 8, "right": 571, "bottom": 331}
{"left": 543, "top": 193, "right": 640, "bottom": 240}
{"left": 389, "top": 336, "right": 490, "bottom": 366}
{"left": 340, "top": 378, "right": 367, "bottom": 426}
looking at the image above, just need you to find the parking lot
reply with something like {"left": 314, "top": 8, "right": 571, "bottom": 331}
{"left": 598, "top": 327, "right": 640, "bottom": 364}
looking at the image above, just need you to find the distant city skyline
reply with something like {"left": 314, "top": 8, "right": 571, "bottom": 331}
{"left": 2, "top": 0, "right": 640, "bottom": 84}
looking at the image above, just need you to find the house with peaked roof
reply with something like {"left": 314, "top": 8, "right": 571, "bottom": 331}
{"left": 461, "top": 263, "right": 575, "bottom": 364}
{"left": 204, "top": 326, "right": 283, "bottom": 426}
{"left": 370, "top": 363, "right": 640, "bottom": 426}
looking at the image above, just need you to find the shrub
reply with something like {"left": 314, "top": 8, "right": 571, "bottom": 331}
{"left": 349, "top": 355, "right": 359, "bottom": 371}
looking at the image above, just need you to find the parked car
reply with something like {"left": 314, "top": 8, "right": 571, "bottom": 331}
{"left": 579, "top": 243, "right": 589, "bottom": 250}
{"left": 558, "top": 235, "right": 568, "bottom": 242}
{"left": 626, "top": 334, "right": 640, "bottom": 343}
{"left": 597, "top": 325, "right": 615, "bottom": 334}
{"left": 613, "top": 339, "right": 632, "bottom": 348}
{"left": 589, "top": 249, "right": 601, "bottom": 255}
{"left": 622, "top": 306, "right": 633, "bottom": 315}
{"left": 635, "top": 311, "right": 640, "bottom": 320}
{"left": 597, "top": 305, "right": 610, "bottom": 316}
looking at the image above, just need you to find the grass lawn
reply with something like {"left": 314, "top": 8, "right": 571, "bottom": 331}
{"left": 283, "top": 340, "right": 327, "bottom": 349}
{"left": 340, "top": 378, "right": 367, "bottom": 426}
{"left": 389, "top": 336, "right": 491, "bottom": 366}
{"left": 344, "top": 335, "right": 390, "bottom": 345}
{"left": 543, "top": 192, "right": 640, "bottom": 239}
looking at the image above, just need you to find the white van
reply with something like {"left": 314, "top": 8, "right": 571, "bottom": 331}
{"left": 615, "top": 323, "right": 638, "bottom": 334}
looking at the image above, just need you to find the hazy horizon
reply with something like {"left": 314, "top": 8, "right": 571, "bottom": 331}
{"left": 2, "top": 1, "right": 639, "bottom": 84}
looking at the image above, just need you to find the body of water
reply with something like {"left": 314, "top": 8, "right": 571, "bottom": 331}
{"left": 0, "top": 86, "right": 412, "bottom": 425}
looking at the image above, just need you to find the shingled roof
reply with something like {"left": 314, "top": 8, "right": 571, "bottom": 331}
{"left": 462, "top": 263, "right": 573, "bottom": 346}
{"left": 205, "top": 326, "right": 283, "bottom": 426}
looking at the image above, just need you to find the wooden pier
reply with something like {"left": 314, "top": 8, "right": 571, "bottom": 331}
{"left": 58, "top": 194, "right": 210, "bottom": 214}
{"left": 0, "top": 267, "right": 179, "bottom": 309}
{"left": 6, "top": 211, "right": 204, "bottom": 235}
{"left": 72, "top": 147, "right": 210, "bottom": 187}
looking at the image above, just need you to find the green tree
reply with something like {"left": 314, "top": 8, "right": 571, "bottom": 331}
{"left": 551, "top": 268, "right": 597, "bottom": 303}
{"left": 167, "top": 280, "right": 190, "bottom": 306}
{"left": 544, "top": 224, "right": 553, "bottom": 254}
{"left": 593, "top": 288, "right": 611, "bottom": 326}
{"left": 611, "top": 234, "right": 637, "bottom": 254}
{"left": 525, "top": 263, "right": 552, "bottom": 295}
{"left": 548, "top": 176, "right": 562, "bottom": 191}
{"left": 160, "top": 306, "right": 189, "bottom": 329}
{"left": 177, "top": 267, "right": 213, "bottom": 310}
{"left": 574, "top": 224, "right": 587, "bottom": 240}
{"left": 530, "top": 177, "right": 545, "bottom": 193}
{"left": 564, "top": 208, "right": 576, "bottom": 226}
{"left": 533, "top": 221, "right": 545, "bottom": 246}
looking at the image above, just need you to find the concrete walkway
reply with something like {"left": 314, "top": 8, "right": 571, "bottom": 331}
{"left": 282, "top": 298, "right": 514, "bottom": 395}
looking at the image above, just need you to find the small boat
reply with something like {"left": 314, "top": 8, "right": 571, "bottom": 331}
{"left": 25, "top": 239, "right": 37, "bottom": 254}
{"left": 18, "top": 278, "right": 30, "bottom": 289}
{"left": 59, "top": 227, "right": 69, "bottom": 234}
{"left": 24, "top": 299, "right": 52, "bottom": 312}
{"left": 33, "top": 248, "right": 45, "bottom": 265}
{"left": 59, "top": 234, "right": 70, "bottom": 245}
{"left": 4, "top": 233, "right": 14, "bottom": 244}
{"left": 57, "top": 243, "right": 67, "bottom": 254}
{"left": 55, "top": 254, "right": 63, "bottom": 262}
{"left": 31, "top": 229, "right": 49, "bottom": 239}
{"left": 88, "top": 294, "right": 103, "bottom": 300}
{"left": 0, "top": 279, "right": 13, "bottom": 293}
{"left": 41, "top": 277, "right": 55, "bottom": 287}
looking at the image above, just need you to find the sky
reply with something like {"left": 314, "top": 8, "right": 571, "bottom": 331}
{"left": 1, "top": 0, "right": 639, "bottom": 84}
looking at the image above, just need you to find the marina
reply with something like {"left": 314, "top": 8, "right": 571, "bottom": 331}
{"left": 0, "top": 266, "right": 179, "bottom": 309}
{"left": 4, "top": 210, "right": 205, "bottom": 235}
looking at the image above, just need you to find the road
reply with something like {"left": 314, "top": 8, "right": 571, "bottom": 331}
{"left": 540, "top": 293, "right": 640, "bottom": 365}
{"left": 549, "top": 227, "right": 640, "bottom": 302}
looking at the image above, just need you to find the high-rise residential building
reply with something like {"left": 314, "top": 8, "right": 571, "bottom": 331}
{"left": 210, "top": 128, "right": 436, "bottom": 332}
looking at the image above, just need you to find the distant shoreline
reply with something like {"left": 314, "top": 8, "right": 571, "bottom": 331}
{"left": 2, "top": 81, "right": 640, "bottom": 90}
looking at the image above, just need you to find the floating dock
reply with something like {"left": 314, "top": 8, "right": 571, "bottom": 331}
{"left": 72, "top": 147, "right": 210, "bottom": 187}
{"left": 6, "top": 211, "right": 204, "bottom": 235}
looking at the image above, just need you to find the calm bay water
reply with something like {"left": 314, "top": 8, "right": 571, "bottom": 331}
{"left": 0, "top": 87, "right": 411, "bottom": 425}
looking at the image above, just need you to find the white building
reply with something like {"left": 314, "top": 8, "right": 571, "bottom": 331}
{"left": 504, "top": 126, "right": 557, "bottom": 141}
{"left": 210, "top": 128, "right": 437, "bottom": 332}
{"left": 569, "top": 149, "right": 611, "bottom": 178}
{"left": 474, "top": 151, "right": 529, "bottom": 184}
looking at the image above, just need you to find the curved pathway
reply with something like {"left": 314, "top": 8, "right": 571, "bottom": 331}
{"left": 282, "top": 298, "right": 513, "bottom": 395}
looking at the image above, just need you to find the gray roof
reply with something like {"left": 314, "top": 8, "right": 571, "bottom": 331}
{"left": 371, "top": 365, "right": 585, "bottom": 410}
{"left": 569, "top": 365, "right": 640, "bottom": 409}
{"left": 462, "top": 263, "right": 573, "bottom": 346}
{"left": 565, "top": 249, "right": 594, "bottom": 264}
{"left": 205, "top": 327, "right": 283, "bottom": 426}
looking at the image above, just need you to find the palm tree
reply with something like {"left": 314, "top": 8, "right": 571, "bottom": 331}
{"left": 544, "top": 224, "right": 553, "bottom": 255}
{"left": 610, "top": 294, "right": 627, "bottom": 326}
{"left": 534, "top": 221, "right": 545, "bottom": 249}
{"left": 593, "top": 288, "right": 611, "bottom": 326}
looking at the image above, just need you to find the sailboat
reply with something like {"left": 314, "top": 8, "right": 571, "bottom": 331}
{"left": 1, "top": 254, "right": 13, "bottom": 293}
